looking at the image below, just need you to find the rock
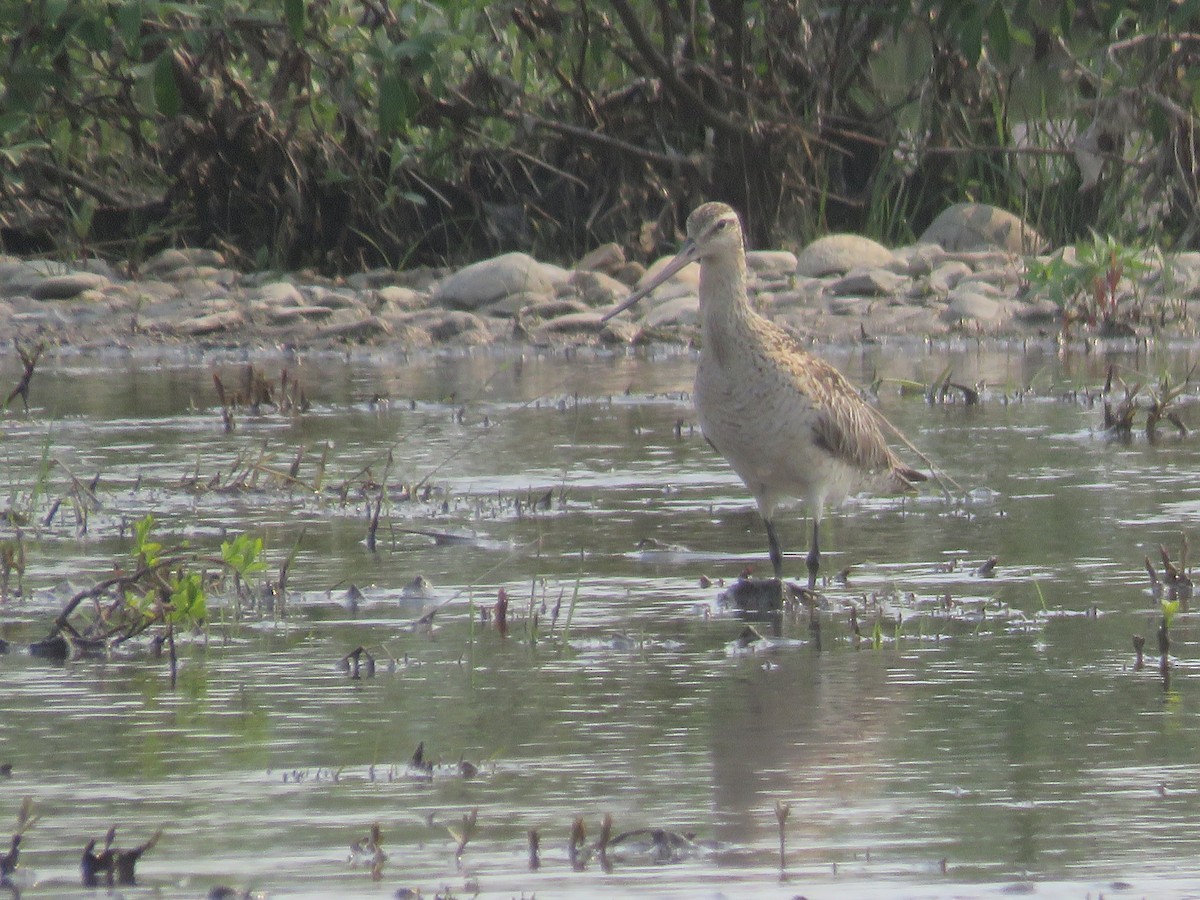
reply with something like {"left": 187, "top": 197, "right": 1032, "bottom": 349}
{"left": 568, "top": 270, "right": 630, "bottom": 307}
{"left": 747, "top": 250, "right": 798, "bottom": 277}
{"left": 891, "top": 244, "right": 947, "bottom": 276}
{"left": 432, "top": 253, "right": 554, "bottom": 311}
{"left": 0, "top": 261, "right": 46, "bottom": 298}
{"left": 941, "top": 289, "right": 1004, "bottom": 323}
{"left": 1012, "top": 297, "right": 1062, "bottom": 324}
{"left": 316, "top": 315, "right": 391, "bottom": 341}
{"left": 249, "top": 281, "right": 304, "bottom": 306}
{"left": 519, "top": 298, "right": 591, "bottom": 320}
{"left": 927, "top": 261, "right": 973, "bottom": 293}
{"left": 265, "top": 305, "right": 335, "bottom": 325}
{"left": 30, "top": 272, "right": 110, "bottom": 300}
{"left": 641, "top": 294, "right": 699, "bottom": 328}
{"left": 174, "top": 309, "right": 245, "bottom": 335}
{"left": 482, "top": 289, "right": 551, "bottom": 318}
{"left": 428, "top": 310, "right": 492, "bottom": 343}
{"left": 1160, "top": 251, "right": 1200, "bottom": 296}
{"left": 346, "top": 268, "right": 398, "bottom": 291}
{"left": 534, "top": 311, "right": 608, "bottom": 334}
{"left": 795, "top": 234, "right": 896, "bottom": 277}
{"left": 575, "top": 243, "right": 626, "bottom": 274}
{"left": 600, "top": 319, "right": 638, "bottom": 343}
{"left": 638, "top": 254, "right": 701, "bottom": 292}
{"left": 375, "top": 285, "right": 427, "bottom": 310}
{"left": 829, "top": 268, "right": 908, "bottom": 296}
{"left": 142, "top": 247, "right": 224, "bottom": 276}
{"left": 919, "top": 203, "right": 1044, "bottom": 254}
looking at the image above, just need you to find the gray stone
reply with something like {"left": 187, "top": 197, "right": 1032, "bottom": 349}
{"left": 316, "top": 315, "right": 391, "bottom": 340}
{"left": 891, "top": 244, "right": 948, "bottom": 276}
{"left": 142, "top": 247, "right": 225, "bottom": 276}
{"left": 346, "top": 268, "right": 398, "bottom": 291}
{"left": 927, "top": 261, "right": 973, "bottom": 293}
{"left": 520, "top": 298, "right": 592, "bottom": 320}
{"left": 31, "top": 272, "right": 110, "bottom": 300}
{"left": 432, "top": 253, "right": 554, "bottom": 311}
{"left": 941, "top": 290, "right": 1004, "bottom": 323}
{"left": 250, "top": 281, "right": 304, "bottom": 306}
{"left": 795, "top": 234, "right": 896, "bottom": 277}
{"left": 575, "top": 243, "right": 625, "bottom": 274}
{"left": 428, "top": 310, "right": 492, "bottom": 343}
{"left": 482, "top": 289, "right": 552, "bottom": 318}
{"left": 636, "top": 254, "right": 701, "bottom": 293}
{"left": 266, "top": 305, "right": 335, "bottom": 325}
{"left": 174, "top": 309, "right": 245, "bottom": 335}
{"left": 569, "top": 270, "right": 630, "bottom": 307}
{"left": 375, "top": 285, "right": 427, "bottom": 310}
{"left": 535, "top": 311, "right": 608, "bottom": 334}
{"left": 919, "top": 203, "right": 1044, "bottom": 254}
{"left": 641, "top": 294, "right": 699, "bottom": 328}
{"left": 829, "top": 268, "right": 908, "bottom": 296}
{"left": 747, "top": 250, "right": 798, "bottom": 277}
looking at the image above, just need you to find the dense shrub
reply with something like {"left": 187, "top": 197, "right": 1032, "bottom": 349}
{"left": 2, "top": 0, "right": 1199, "bottom": 269}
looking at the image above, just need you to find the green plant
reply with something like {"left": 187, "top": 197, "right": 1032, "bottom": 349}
{"left": 36, "top": 514, "right": 271, "bottom": 681}
{"left": 1026, "top": 232, "right": 1155, "bottom": 333}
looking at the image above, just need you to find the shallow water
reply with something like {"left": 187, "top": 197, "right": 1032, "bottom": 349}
{"left": 3, "top": 339, "right": 1200, "bottom": 898}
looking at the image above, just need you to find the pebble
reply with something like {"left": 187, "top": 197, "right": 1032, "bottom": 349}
{"left": 3, "top": 202, "right": 1192, "bottom": 352}
{"left": 30, "top": 272, "right": 109, "bottom": 300}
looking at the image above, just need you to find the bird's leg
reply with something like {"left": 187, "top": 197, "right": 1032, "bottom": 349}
{"left": 765, "top": 518, "right": 784, "bottom": 581}
{"left": 806, "top": 521, "right": 820, "bottom": 591}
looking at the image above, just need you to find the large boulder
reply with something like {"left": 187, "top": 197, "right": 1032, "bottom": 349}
{"left": 431, "top": 253, "right": 554, "bottom": 311}
{"left": 795, "top": 234, "right": 896, "bottom": 277}
{"left": 919, "top": 203, "right": 1044, "bottom": 254}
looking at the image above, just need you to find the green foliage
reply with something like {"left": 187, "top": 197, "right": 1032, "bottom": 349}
{"left": 3, "top": 0, "right": 1200, "bottom": 265}
{"left": 133, "top": 513, "right": 163, "bottom": 569}
{"left": 221, "top": 534, "right": 267, "bottom": 581}
{"left": 1026, "top": 232, "right": 1155, "bottom": 330}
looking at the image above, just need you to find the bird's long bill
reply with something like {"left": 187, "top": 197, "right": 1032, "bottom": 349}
{"left": 599, "top": 239, "right": 698, "bottom": 323}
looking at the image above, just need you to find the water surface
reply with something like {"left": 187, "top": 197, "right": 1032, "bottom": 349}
{"left": 2, "top": 339, "right": 1200, "bottom": 898}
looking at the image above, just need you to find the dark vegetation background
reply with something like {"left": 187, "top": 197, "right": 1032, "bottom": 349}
{"left": 3, "top": 0, "right": 1200, "bottom": 271}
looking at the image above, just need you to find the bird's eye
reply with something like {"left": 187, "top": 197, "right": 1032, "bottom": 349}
{"left": 715, "top": 220, "right": 728, "bottom": 231}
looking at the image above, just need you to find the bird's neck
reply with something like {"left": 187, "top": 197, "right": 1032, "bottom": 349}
{"left": 698, "top": 249, "right": 756, "bottom": 342}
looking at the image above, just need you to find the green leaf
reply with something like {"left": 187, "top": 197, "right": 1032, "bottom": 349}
{"left": 133, "top": 514, "right": 162, "bottom": 566}
{"left": 957, "top": 8, "right": 983, "bottom": 65}
{"left": 116, "top": 1, "right": 144, "bottom": 50}
{"left": 284, "top": 0, "right": 305, "bottom": 41}
{"left": 152, "top": 50, "right": 181, "bottom": 117}
{"left": 986, "top": 2, "right": 1011, "bottom": 64}
{"left": 378, "top": 73, "right": 417, "bottom": 136}
{"left": 1058, "top": 0, "right": 1075, "bottom": 37}
{"left": 1162, "top": 599, "right": 1180, "bottom": 628}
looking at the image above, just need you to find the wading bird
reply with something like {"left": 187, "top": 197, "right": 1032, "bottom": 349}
{"left": 603, "top": 202, "right": 926, "bottom": 591}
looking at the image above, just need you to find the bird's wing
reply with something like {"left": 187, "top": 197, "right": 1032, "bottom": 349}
{"left": 768, "top": 327, "right": 900, "bottom": 475}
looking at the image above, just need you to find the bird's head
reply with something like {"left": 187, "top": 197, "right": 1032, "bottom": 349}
{"left": 601, "top": 202, "right": 745, "bottom": 323}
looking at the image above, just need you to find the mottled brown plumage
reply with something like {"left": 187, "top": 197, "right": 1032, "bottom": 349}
{"left": 604, "top": 202, "right": 925, "bottom": 587}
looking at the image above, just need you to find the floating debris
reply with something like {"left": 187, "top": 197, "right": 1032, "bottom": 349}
{"left": 607, "top": 827, "right": 703, "bottom": 864}
{"left": 774, "top": 799, "right": 791, "bottom": 869}
{"left": 527, "top": 829, "right": 540, "bottom": 871}
{"left": 449, "top": 808, "right": 478, "bottom": 863}
{"left": 348, "top": 822, "right": 387, "bottom": 881}
{"left": 399, "top": 575, "right": 436, "bottom": 600}
{"left": 81, "top": 826, "right": 161, "bottom": 887}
